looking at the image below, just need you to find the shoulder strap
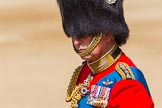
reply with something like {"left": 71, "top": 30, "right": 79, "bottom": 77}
{"left": 115, "top": 62, "right": 135, "bottom": 80}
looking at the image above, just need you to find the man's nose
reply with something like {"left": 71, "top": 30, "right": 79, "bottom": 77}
{"left": 73, "top": 37, "right": 82, "bottom": 45}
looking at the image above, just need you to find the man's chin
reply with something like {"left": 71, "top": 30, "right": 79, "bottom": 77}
{"left": 80, "top": 55, "right": 93, "bottom": 62}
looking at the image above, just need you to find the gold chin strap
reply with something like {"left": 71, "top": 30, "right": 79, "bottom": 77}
{"left": 78, "top": 33, "right": 102, "bottom": 57}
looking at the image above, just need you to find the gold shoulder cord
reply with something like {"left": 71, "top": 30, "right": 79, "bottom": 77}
{"left": 115, "top": 62, "right": 135, "bottom": 80}
{"left": 66, "top": 65, "right": 83, "bottom": 102}
{"left": 78, "top": 33, "right": 102, "bottom": 57}
{"left": 65, "top": 63, "right": 93, "bottom": 108}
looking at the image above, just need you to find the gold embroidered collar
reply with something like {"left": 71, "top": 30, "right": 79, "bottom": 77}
{"left": 87, "top": 44, "right": 122, "bottom": 74}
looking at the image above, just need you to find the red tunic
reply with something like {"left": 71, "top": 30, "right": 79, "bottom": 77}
{"left": 77, "top": 53, "right": 154, "bottom": 108}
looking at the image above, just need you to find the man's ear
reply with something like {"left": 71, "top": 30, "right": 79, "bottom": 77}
{"left": 105, "top": 33, "right": 114, "bottom": 42}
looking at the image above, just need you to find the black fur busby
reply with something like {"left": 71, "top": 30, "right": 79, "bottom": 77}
{"left": 57, "top": 0, "right": 129, "bottom": 46}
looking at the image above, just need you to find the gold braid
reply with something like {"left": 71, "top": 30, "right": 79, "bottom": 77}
{"left": 78, "top": 33, "right": 102, "bottom": 57}
{"left": 65, "top": 65, "right": 83, "bottom": 102}
{"left": 65, "top": 63, "right": 94, "bottom": 108}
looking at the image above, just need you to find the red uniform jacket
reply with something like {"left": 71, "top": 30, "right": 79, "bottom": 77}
{"left": 76, "top": 53, "right": 154, "bottom": 108}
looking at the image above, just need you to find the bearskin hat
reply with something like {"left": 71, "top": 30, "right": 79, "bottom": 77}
{"left": 57, "top": 0, "right": 129, "bottom": 46}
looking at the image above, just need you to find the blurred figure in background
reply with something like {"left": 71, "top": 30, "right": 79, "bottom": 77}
{"left": 57, "top": 0, "right": 154, "bottom": 107}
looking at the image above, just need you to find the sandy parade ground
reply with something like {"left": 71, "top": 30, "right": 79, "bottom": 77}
{"left": 0, "top": 0, "right": 162, "bottom": 108}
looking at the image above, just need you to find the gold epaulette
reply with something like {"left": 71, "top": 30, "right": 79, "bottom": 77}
{"left": 115, "top": 62, "right": 135, "bottom": 80}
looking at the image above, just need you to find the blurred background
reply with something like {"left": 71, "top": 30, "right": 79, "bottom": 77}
{"left": 0, "top": 0, "right": 161, "bottom": 108}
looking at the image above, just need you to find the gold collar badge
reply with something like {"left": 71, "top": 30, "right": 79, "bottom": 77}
{"left": 88, "top": 44, "right": 122, "bottom": 74}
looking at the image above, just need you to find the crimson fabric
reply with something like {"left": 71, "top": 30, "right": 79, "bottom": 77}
{"left": 77, "top": 64, "right": 91, "bottom": 85}
{"left": 107, "top": 80, "right": 154, "bottom": 108}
